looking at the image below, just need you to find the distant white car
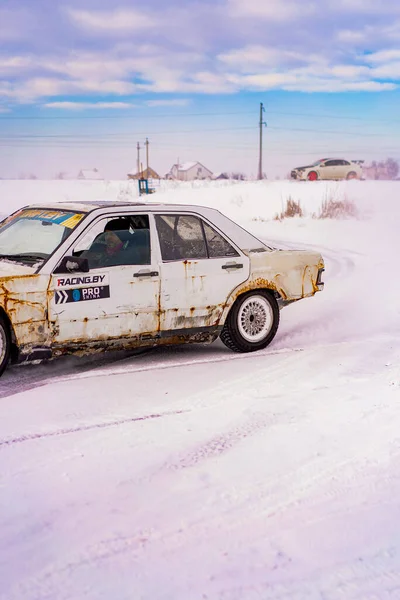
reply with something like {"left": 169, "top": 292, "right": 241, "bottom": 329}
{"left": 291, "top": 158, "right": 363, "bottom": 181}
{"left": 0, "top": 202, "right": 325, "bottom": 376}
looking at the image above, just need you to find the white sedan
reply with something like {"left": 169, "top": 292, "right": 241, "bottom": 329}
{"left": 291, "top": 158, "right": 363, "bottom": 181}
{"left": 0, "top": 202, "right": 325, "bottom": 376}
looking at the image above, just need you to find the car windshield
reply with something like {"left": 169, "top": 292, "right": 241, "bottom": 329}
{"left": 0, "top": 208, "right": 85, "bottom": 265}
{"left": 311, "top": 160, "right": 324, "bottom": 166}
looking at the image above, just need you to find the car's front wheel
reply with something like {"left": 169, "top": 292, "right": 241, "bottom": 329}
{"left": 307, "top": 171, "right": 318, "bottom": 181}
{"left": 0, "top": 315, "right": 11, "bottom": 377}
{"left": 220, "top": 291, "right": 280, "bottom": 353}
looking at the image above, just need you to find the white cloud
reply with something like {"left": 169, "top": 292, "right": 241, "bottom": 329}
{"left": 364, "top": 49, "right": 400, "bottom": 64}
{"left": 225, "top": 68, "right": 397, "bottom": 93}
{"left": 1, "top": 77, "right": 142, "bottom": 102}
{"left": 218, "top": 46, "right": 310, "bottom": 72}
{"left": 0, "top": 56, "right": 32, "bottom": 71}
{"left": 228, "top": 0, "right": 315, "bottom": 20}
{"left": 330, "top": 64, "right": 371, "bottom": 78}
{"left": 282, "top": 80, "right": 397, "bottom": 92}
{"left": 370, "top": 62, "right": 400, "bottom": 80}
{"left": 188, "top": 72, "right": 237, "bottom": 94}
{"left": 337, "top": 22, "right": 400, "bottom": 49}
{"left": 44, "top": 101, "right": 138, "bottom": 110}
{"left": 231, "top": 72, "right": 297, "bottom": 89}
{"left": 331, "top": 0, "right": 400, "bottom": 14}
{"left": 146, "top": 99, "right": 191, "bottom": 107}
{"left": 75, "top": 79, "right": 139, "bottom": 95}
{"left": 46, "top": 54, "right": 193, "bottom": 82}
{"left": 337, "top": 29, "right": 369, "bottom": 44}
{"left": 66, "top": 8, "right": 156, "bottom": 33}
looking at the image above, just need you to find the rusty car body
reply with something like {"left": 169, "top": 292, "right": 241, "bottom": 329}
{"left": 0, "top": 201, "right": 324, "bottom": 376}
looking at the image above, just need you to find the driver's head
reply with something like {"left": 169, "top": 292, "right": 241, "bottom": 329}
{"left": 104, "top": 229, "right": 124, "bottom": 255}
{"left": 103, "top": 219, "right": 129, "bottom": 255}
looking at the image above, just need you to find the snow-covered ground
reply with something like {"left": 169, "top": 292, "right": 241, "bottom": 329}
{"left": 1, "top": 179, "right": 400, "bottom": 599}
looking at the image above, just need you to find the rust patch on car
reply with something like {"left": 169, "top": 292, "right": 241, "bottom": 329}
{"left": 0, "top": 274, "right": 49, "bottom": 347}
{"left": 232, "top": 277, "right": 287, "bottom": 301}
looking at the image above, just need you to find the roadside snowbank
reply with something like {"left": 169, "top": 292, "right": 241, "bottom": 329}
{"left": 1, "top": 178, "right": 399, "bottom": 223}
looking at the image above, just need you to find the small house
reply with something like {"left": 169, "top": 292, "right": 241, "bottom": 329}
{"left": 168, "top": 161, "right": 213, "bottom": 181}
{"left": 127, "top": 166, "right": 161, "bottom": 180}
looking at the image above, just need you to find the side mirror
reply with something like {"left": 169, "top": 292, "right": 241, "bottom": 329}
{"left": 53, "top": 255, "right": 89, "bottom": 274}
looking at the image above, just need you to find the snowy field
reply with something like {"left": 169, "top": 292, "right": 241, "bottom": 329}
{"left": 1, "top": 179, "right": 400, "bottom": 599}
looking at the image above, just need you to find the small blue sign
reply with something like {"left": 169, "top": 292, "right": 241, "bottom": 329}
{"left": 72, "top": 289, "right": 81, "bottom": 302}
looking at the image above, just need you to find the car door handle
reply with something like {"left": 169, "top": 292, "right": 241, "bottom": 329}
{"left": 222, "top": 262, "right": 243, "bottom": 270}
{"left": 133, "top": 269, "right": 159, "bottom": 278}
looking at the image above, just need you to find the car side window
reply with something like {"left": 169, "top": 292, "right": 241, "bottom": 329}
{"left": 155, "top": 214, "right": 240, "bottom": 261}
{"left": 202, "top": 221, "right": 239, "bottom": 258}
{"left": 72, "top": 215, "right": 151, "bottom": 268}
{"left": 155, "top": 214, "right": 207, "bottom": 261}
{"left": 325, "top": 160, "right": 337, "bottom": 167}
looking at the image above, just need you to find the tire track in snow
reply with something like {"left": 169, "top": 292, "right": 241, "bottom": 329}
{"left": 0, "top": 409, "right": 187, "bottom": 448}
{"left": 167, "top": 412, "right": 278, "bottom": 470}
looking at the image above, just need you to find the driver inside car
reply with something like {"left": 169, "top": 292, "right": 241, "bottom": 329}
{"left": 81, "top": 219, "right": 130, "bottom": 268}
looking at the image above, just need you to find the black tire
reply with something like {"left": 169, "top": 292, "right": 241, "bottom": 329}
{"left": 0, "top": 315, "right": 11, "bottom": 377}
{"left": 346, "top": 171, "right": 358, "bottom": 180}
{"left": 220, "top": 290, "right": 280, "bottom": 353}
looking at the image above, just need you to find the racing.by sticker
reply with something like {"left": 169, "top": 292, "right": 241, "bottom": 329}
{"left": 56, "top": 274, "right": 108, "bottom": 288}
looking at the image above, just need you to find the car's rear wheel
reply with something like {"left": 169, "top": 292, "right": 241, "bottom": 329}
{"left": 346, "top": 171, "right": 358, "bottom": 180}
{"left": 0, "top": 315, "right": 11, "bottom": 377}
{"left": 307, "top": 171, "right": 318, "bottom": 181}
{"left": 220, "top": 291, "right": 280, "bottom": 353}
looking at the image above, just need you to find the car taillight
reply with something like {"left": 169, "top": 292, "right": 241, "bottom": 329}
{"left": 316, "top": 268, "right": 325, "bottom": 285}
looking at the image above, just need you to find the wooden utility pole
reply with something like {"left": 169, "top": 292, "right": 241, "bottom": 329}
{"left": 136, "top": 142, "right": 142, "bottom": 176}
{"left": 258, "top": 102, "right": 266, "bottom": 180}
{"left": 145, "top": 138, "right": 149, "bottom": 177}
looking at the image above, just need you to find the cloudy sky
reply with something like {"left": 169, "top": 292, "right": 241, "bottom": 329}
{"left": 1, "top": 0, "right": 400, "bottom": 178}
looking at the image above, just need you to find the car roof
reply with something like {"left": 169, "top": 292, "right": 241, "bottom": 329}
{"left": 25, "top": 201, "right": 147, "bottom": 213}
{"left": 25, "top": 201, "right": 219, "bottom": 214}
{"left": 24, "top": 201, "right": 270, "bottom": 252}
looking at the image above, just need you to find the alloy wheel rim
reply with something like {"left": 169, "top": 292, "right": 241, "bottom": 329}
{"left": 238, "top": 296, "right": 273, "bottom": 343}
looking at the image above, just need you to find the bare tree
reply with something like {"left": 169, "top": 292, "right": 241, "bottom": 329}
{"left": 386, "top": 158, "right": 399, "bottom": 180}
{"left": 230, "top": 172, "right": 246, "bottom": 180}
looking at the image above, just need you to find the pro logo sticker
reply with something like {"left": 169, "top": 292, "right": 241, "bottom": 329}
{"left": 54, "top": 285, "right": 110, "bottom": 304}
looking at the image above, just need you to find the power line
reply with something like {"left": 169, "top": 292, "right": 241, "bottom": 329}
{"left": 0, "top": 126, "right": 258, "bottom": 139}
{"left": 2, "top": 108, "right": 400, "bottom": 125}
{"left": 0, "top": 110, "right": 255, "bottom": 121}
{"left": 1, "top": 123, "right": 398, "bottom": 141}
{"left": 267, "top": 125, "right": 395, "bottom": 138}
{"left": 1, "top": 139, "right": 398, "bottom": 155}
{"left": 267, "top": 110, "right": 400, "bottom": 125}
